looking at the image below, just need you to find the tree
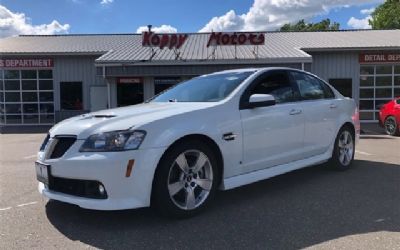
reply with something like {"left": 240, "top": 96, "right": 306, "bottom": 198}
{"left": 369, "top": 0, "right": 400, "bottom": 29}
{"left": 279, "top": 19, "right": 340, "bottom": 32}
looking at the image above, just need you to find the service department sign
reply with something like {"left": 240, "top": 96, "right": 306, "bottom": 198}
{"left": 0, "top": 59, "right": 54, "bottom": 68}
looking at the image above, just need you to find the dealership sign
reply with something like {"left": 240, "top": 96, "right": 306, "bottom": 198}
{"left": 0, "top": 59, "right": 53, "bottom": 68}
{"left": 142, "top": 32, "right": 188, "bottom": 49}
{"left": 206, "top": 32, "right": 265, "bottom": 47}
{"left": 359, "top": 53, "right": 400, "bottom": 63}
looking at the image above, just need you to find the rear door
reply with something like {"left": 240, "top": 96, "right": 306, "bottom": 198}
{"left": 240, "top": 70, "right": 305, "bottom": 173}
{"left": 289, "top": 71, "right": 339, "bottom": 157}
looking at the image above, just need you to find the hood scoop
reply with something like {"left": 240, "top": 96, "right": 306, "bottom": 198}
{"left": 80, "top": 114, "right": 116, "bottom": 120}
{"left": 93, "top": 114, "right": 116, "bottom": 118}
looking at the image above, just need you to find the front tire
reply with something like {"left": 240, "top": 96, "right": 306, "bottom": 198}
{"left": 329, "top": 126, "right": 355, "bottom": 171}
{"left": 384, "top": 116, "right": 399, "bottom": 136}
{"left": 152, "top": 140, "right": 219, "bottom": 218}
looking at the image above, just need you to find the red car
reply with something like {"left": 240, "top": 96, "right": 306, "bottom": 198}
{"left": 379, "top": 97, "right": 400, "bottom": 136}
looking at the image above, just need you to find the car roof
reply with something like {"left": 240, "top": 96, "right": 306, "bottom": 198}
{"left": 211, "top": 67, "right": 305, "bottom": 75}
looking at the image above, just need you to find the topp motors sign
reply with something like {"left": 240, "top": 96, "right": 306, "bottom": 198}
{"left": 142, "top": 32, "right": 188, "bottom": 49}
{"left": 206, "top": 32, "right": 265, "bottom": 47}
{"left": 141, "top": 32, "right": 265, "bottom": 49}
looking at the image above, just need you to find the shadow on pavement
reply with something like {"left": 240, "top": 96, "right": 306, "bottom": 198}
{"left": 45, "top": 160, "right": 400, "bottom": 249}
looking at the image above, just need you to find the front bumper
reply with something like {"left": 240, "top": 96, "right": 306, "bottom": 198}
{"left": 38, "top": 140, "right": 166, "bottom": 210}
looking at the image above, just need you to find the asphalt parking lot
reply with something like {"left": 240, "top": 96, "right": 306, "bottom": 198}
{"left": 0, "top": 131, "right": 399, "bottom": 249}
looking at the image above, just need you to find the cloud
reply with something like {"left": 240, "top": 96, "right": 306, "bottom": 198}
{"left": 347, "top": 16, "right": 371, "bottom": 29}
{"left": 360, "top": 7, "right": 375, "bottom": 15}
{"left": 100, "top": 0, "right": 113, "bottom": 5}
{"left": 199, "top": 0, "right": 381, "bottom": 32}
{"left": 136, "top": 24, "right": 178, "bottom": 33}
{"left": 0, "top": 5, "right": 70, "bottom": 38}
{"left": 347, "top": 6, "right": 375, "bottom": 29}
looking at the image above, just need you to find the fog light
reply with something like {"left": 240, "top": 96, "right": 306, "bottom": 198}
{"left": 98, "top": 184, "right": 105, "bottom": 195}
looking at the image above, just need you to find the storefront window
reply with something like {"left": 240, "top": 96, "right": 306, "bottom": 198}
{"left": 394, "top": 88, "right": 400, "bottom": 96}
{"left": 360, "top": 76, "right": 373, "bottom": 87}
{"left": 395, "top": 76, "right": 400, "bottom": 87}
{"left": 375, "top": 88, "right": 392, "bottom": 98}
{"left": 5, "top": 80, "right": 20, "bottom": 90}
{"left": 360, "top": 66, "right": 374, "bottom": 75}
{"left": 359, "top": 65, "right": 397, "bottom": 121}
{"left": 1, "top": 69, "right": 54, "bottom": 124}
{"left": 21, "top": 70, "right": 37, "bottom": 79}
{"left": 375, "top": 76, "right": 392, "bottom": 87}
{"left": 394, "top": 65, "right": 400, "bottom": 74}
{"left": 22, "top": 80, "right": 37, "bottom": 90}
{"left": 376, "top": 65, "right": 392, "bottom": 75}
{"left": 39, "top": 70, "right": 52, "bottom": 79}
{"left": 4, "top": 70, "right": 19, "bottom": 79}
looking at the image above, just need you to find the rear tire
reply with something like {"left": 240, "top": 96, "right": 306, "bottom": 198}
{"left": 329, "top": 126, "right": 355, "bottom": 171}
{"left": 152, "top": 140, "right": 219, "bottom": 218}
{"left": 384, "top": 116, "right": 399, "bottom": 136}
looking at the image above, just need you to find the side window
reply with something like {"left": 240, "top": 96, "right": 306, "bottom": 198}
{"left": 320, "top": 79, "right": 335, "bottom": 99}
{"left": 291, "top": 72, "right": 325, "bottom": 100}
{"left": 249, "top": 72, "right": 297, "bottom": 104}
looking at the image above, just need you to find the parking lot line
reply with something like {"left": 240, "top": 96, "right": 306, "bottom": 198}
{"left": 16, "top": 201, "right": 37, "bottom": 207}
{"left": 0, "top": 207, "right": 12, "bottom": 211}
{"left": 355, "top": 150, "right": 373, "bottom": 156}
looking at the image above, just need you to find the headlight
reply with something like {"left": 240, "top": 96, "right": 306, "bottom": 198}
{"left": 80, "top": 130, "right": 146, "bottom": 152}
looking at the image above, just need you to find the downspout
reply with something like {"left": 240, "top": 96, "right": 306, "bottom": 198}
{"left": 102, "top": 65, "right": 111, "bottom": 109}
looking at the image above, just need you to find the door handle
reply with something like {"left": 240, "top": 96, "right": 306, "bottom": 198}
{"left": 289, "top": 109, "right": 302, "bottom": 115}
{"left": 329, "top": 103, "right": 337, "bottom": 109}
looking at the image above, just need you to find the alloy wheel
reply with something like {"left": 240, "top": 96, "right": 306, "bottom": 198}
{"left": 338, "top": 130, "right": 354, "bottom": 166}
{"left": 167, "top": 150, "right": 213, "bottom": 210}
{"left": 385, "top": 118, "right": 396, "bottom": 135}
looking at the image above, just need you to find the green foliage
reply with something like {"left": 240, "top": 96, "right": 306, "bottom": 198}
{"left": 279, "top": 19, "right": 340, "bottom": 32}
{"left": 369, "top": 0, "right": 400, "bottom": 29}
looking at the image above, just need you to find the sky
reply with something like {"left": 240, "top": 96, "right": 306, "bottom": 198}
{"left": 0, "top": 0, "right": 383, "bottom": 38}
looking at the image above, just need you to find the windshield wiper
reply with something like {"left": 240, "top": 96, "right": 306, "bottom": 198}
{"left": 168, "top": 99, "right": 178, "bottom": 102}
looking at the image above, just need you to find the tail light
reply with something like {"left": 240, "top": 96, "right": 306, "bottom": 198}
{"left": 352, "top": 107, "right": 360, "bottom": 134}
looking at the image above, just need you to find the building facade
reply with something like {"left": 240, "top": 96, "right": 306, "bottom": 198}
{"left": 0, "top": 30, "right": 399, "bottom": 129}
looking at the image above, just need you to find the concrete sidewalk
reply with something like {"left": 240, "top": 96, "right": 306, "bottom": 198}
{"left": 360, "top": 123, "right": 386, "bottom": 135}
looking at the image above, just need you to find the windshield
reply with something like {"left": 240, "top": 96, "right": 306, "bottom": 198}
{"left": 151, "top": 71, "right": 254, "bottom": 102}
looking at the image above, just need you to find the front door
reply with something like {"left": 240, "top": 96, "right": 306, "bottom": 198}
{"left": 117, "top": 78, "right": 144, "bottom": 107}
{"left": 291, "top": 71, "right": 339, "bottom": 157}
{"left": 240, "top": 70, "right": 305, "bottom": 173}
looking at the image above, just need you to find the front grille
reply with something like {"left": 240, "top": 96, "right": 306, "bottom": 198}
{"left": 49, "top": 177, "right": 107, "bottom": 199}
{"left": 49, "top": 137, "right": 76, "bottom": 159}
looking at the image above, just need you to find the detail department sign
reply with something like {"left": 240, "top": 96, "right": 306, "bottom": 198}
{"left": 359, "top": 53, "right": 400, "bottom": 63}
{"left": 0, "top": 59, "right": 54, "bottom": 68}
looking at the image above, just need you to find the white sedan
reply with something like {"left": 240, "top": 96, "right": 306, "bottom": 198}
{"left": 36, "top": 68, "right": 359, "bottom": 217}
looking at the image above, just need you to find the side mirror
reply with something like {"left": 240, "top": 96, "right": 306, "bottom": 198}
{"left": 247, "top": 94, "right": 276, "bottom": 108}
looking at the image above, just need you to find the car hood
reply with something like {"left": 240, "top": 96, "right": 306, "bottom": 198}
{"left": 49, "top": 102, "right": 216, "bottom": 139}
